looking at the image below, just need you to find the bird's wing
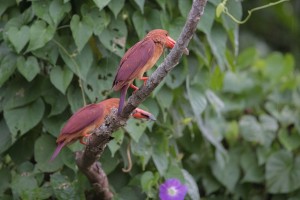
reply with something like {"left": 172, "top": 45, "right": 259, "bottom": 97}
{"left": 113, "top": 39, "right": 155, "bottom": 89}
{"left": 60, "top": 103, "right": 105, "bottom": 135}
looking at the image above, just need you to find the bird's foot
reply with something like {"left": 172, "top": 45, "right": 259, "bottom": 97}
{"left": 140, "top": 77, "right": 148, "bottom": 86}
{"left": 130, "top": 84, "right": 139, "bottom": 93}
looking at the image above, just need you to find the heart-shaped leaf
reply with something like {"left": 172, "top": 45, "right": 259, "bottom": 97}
{"left": 17, "top": 56, "right": 40, "bottom": 82}
{"left": 70, "top": 15, "right": 93, "bottom": 52}
{"left": 50, "top": 65, "right": 73, "bottom": 94}
{"left": 7, "top": 26, "right": 30, "bottom": 53}
{"left": 4, "top": 98, "right": 45, "bottom": 137}
{"left": 93, "top": 0, "right": 111, "bottom": 10}
{"left": 0, "top": 53, "right": 17, "bottom": 87}
{"left": 27, "top": 20, "right": 55, "bottom": 52}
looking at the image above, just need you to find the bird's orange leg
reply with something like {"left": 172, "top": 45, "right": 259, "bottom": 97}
{"left": 80, "top": 132, "right": 90, "bottom": 145}
{"left": 130, "top": 84, "right": 139, "bottom": 92}
{"left": 140, "top": 77, "right": 148, "bottom": 85}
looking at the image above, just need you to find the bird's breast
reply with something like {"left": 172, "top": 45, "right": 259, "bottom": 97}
{"left": 137, "top": 44, "right": 164, "bottom": 78}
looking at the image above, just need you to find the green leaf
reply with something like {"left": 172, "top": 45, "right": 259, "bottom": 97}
{"left": 0, "top": 53, "right": 17, "bottom": 87}
{"left": 49, "top": 0, "right": 71, "bottom": 26}
{"left": 207, "top": 24, "right": 228, "bottom": 70}
{"left": 0, "top": 119, "right": 12, "bottom": 154}
{"left": 32, "top": 0, "right": 52, "bottom": 25}
{"left": 131, "top": 133, "right": 152, "bottom": 170}
{"left": 70, "top": 15, "right": 93, "bottom": 52}
{"left": 239, "top": 115, "right": 265, "bottom": 145}
{"left": 187, "top": 84, "right": 207, "bottom": 116}
{"left": 2, "top": 77, "right": 44, "bottom": 110}
{"left": 132, "top": 11, "right": 149, "bottom": 39}
{"left": 11, "top": 174, "right": 38, "bottom": 199}
{"left": 83, "top": 56, "right": 117, "bottom": 102}
{"left": 82, "top": 8, "right": 110, "bottom": 35}
{"left": 4, "top": 98, "right": 45, "bottom": 137}
{"left": 240, "top": 150, "right": 264, "bottom": 183}
{"left": 150, "top": 133, "right": 169, "bottom": 176}
{"left": 209, "top": 66, "right": 224, "bottom": 90}
{"left": 17, "top": 56, "right": 40, "bottom": 82}
{"left": 237, "top": 47, "right": 257, "bottom": 69}
{"left": 43, "top": 87, "right": 68, "bottom": 117}
{"left": 51, "top": 173, "right": 79, "bottom": 200}
{"left": 182, "top": 169, "right": 200, "bottom": 200}
{"left": 278, "top": 128, "right": 300, "bottom": 151}
{"left": 0, "top": 0, "right": 15, "bottom": 17}
{"left": 211, "top": 150, "right": 240, "bottom": 191}
{"left": 93, "top": 0, "right": 111, "bottom": 10}
{"left": 178, "top": 0, "right": 192, "bottom": 17}
{"left": 141, "top": 171, "right": 157, "bottom": 198}
{"left": 58, "top": 38, "right": 93, "bottom": 81}
{"left": 266, "top": 150, "right": 300, "bottom": 194}
{"left": 67, "top": 85, "right": 85, "bottom": 113}
{"left": 205, "top": 89, "right": 225, "bottom": 114}
{"left": 197, "top": 3, "right": 215, "bottom": 34}
{"left": 108, "top": 129, "right": 124, "bottom": 157}
{"left": 125, "top": 118, "right": 148, "bottom": 143}
{"left": 0, "top": 167, "right": 11, "bottom": 195}
{"left": 27, "top": 20, "right": 55, "bottom": 52}
{"left": 223, "top": 71, "right": 254, "bottom": 94}
{"left": 98, "top": 18, "right": 127, "bottom": 57}
{"left": 8, "top": 131, "right": 38, "bottom": 164}
{"left": 35, "top": 134, "right": 63, "bottom": 172}
{"left": 50, "top": 65, "right": 73, "bottom": 94}
{"left": 7, "top": 26, "right": 30, "bottom": 53}
{"left": 108, "top": 0, "right": 124, "bottom": 18}
{"left": 156, "top": 86, "right": 174, "bottom": 121}
{"left": 165, "top": 61, "right": 187, "bottom": 89}
{"left": 134, "top": 0, "right": 145, "bottom": 13}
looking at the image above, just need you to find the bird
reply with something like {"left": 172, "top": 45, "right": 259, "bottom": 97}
{"left": 50, "top": 98, "right": 155, "bottom": 161}
{"left": 112, "top": 29, "right": 188, "bottom": 115}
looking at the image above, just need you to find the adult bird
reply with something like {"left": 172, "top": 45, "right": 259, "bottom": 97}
{"left": 50, "top": 98, "right": 155, "bottom": 161}
{"left": 112, "top": 29, "right": 188, "bottom": 115}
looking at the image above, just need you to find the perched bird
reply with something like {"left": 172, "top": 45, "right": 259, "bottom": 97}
{"left": 113, "top": 29, "right": 188, "bottom": 115}
{"left": 50, "top": 98, "right": 155, "bottom": 161}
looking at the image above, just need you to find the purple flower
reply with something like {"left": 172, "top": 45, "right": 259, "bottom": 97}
{"left": 159, "top": 178, "right": 188, "bottom": 200}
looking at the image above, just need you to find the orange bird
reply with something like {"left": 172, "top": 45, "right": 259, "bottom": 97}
{"left": 113, "top": 29, "right": 187, "bottom": 115}
{"left": 50, "top": 98, "right": 155, "bottom": 161}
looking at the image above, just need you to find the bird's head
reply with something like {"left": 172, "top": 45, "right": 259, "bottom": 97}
{"left": 146, "top": 29, "right": 176, "bottom": 49}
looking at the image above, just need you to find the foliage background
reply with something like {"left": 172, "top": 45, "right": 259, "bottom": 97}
{"left": 0, "top": 0, "right": 299, "bottom": 199}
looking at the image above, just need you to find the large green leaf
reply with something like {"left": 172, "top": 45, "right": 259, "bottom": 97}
{"left": 134, "top": 0, "right": 145, "bottom": 13}
{"left": 35, "top": 134, "right": 63, "bottom": 172}
{"left": 43, "top": 87, "right": 68, "bottom": 117}
{"left": 0, "top": 119, "right": 11, "bottom": 154}
{"left": 49, "top": 0, "right": 71, "bottom": 26}
{"left": 93, "top": 0, "right": 111, "bottom": 10}
{"left": 11, "top": 174, "right": 38, "bottom": 199}
{"left": 70, "top": 15, "right": 93, "bottom": 52}
{"left": 50, "top": 65, "right": 73, "bottom": 94}
{"left": 17, "top": 56, "right": 40, "bottom": 82}
{"left": 98, "top": 18, "right": 127, "bottom": 57}
{"left": 7, "top": 26, "right": 30, "bottom": 53}
{"left": 131, "top": 133, "right": 152, "bottom": 170}
{"left": 4, "top": 98, "right": 45, "bottom": 137}
{"left": 125, "top": 118, "right": 148, "bottom": 143}
{"left": 51, "top": 172, "right": 79, "bottom": 200}
{"left": 0, "top": 53, "right": 17, "bottom": 87}
{"left": 27, "top": 20, "right": 55, "bottom": 52}
{"left": 266, "top": 150, "right": 300, "bottom": 194}
{"left": 108, "top": 0, "right": 124, "bottom": 18}
{"left": 182, "top": 169, "right": 201, "bottom": 200}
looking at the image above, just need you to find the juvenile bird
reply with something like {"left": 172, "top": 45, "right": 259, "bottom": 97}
{"left": 50, "top": 98, "right": 155, "bottom": 161}
{"left": 112, "top": 29, "right": 188, "bottom": 115}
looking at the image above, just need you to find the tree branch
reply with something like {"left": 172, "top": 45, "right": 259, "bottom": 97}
{"left": 76, "top": 0, "right": 208, "bottom": 199}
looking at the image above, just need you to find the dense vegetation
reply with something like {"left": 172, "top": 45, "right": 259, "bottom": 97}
{"left": 0, "top": 0, "right": 299, "bottom": 199}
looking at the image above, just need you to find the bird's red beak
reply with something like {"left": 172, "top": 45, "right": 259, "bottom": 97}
{"left": 165, "top": 36, "right": 189, "bottom": 55}
{"left": 132, "top": 108, "right": 156, "bottom": 121}
{"left": 165, "top": 36, "right": 176, "bottom": 49}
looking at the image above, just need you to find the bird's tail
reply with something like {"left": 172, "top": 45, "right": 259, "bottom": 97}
{"left": 50, "top": 142, "right": 65, "bottom": 161}
{"left": 118, "top": 85, "right": 128, "bottom": 115}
